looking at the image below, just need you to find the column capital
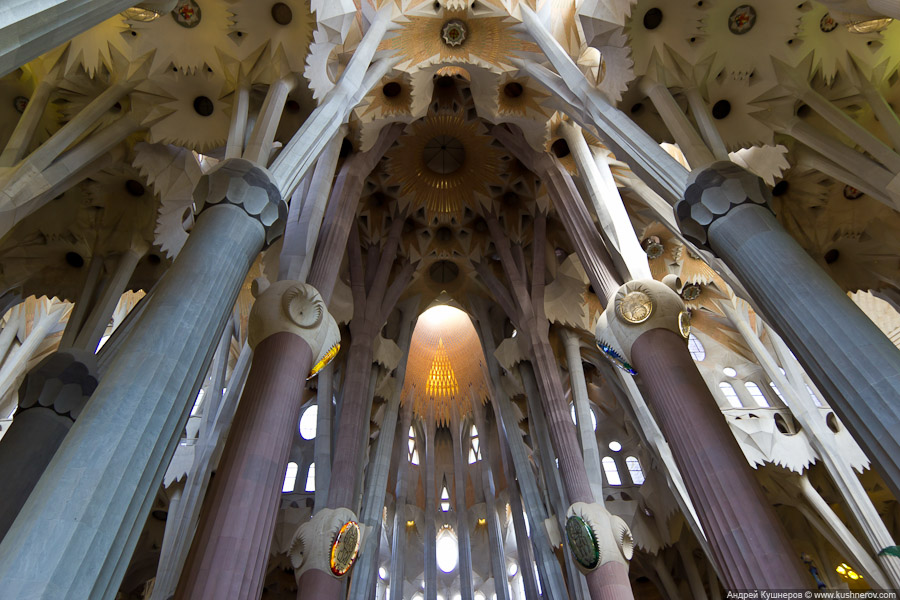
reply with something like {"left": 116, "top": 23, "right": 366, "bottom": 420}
{"left": 248, "top": 280, "right": 340, "bottom": 378}
{"left": 594, "top": 279, "right": 689, "bottom": 373}
{"left": 675, "top": 161, "right": 771, "bottom": 248}
{"left": 565, "top": 502, "right": 634, "bottom": 573}
{"left": 193, "top": 158, "right": 287, "bottom": 247}
{"left": 17, "top": 349, "right": 98, "bottom": 420}
{"left": 290, "top": 507, "right": 363, "bottom": 580}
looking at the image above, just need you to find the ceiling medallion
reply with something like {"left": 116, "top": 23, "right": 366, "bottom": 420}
{"left": 728, "top": 5, "right": 756, "bottom": 35}
{"left": 441, "top": 19, "right": 468, "bottom": 47}
{"left": 843, "top": 185, "right": 863, "bottom": 200}
{"left": 820, "top": 13, "right": 838, "bottom": 33}
{"left": 641, "top": 236, "right": 664, "bottom": 259}
{"left": 617, "top": 291, "right": 653, "bottom": 324}
{"left": 566, "top": 515, "right": 600, "bottom": 571}
{"left": 171, "top": 0, "right": 201, "bottom": 28}
{"left": 330, "top": 520, "right": 361, "bottom": 577}
{"left": 678, "top": 311, "right": 692, "bottom": 339}
{"left": 597, "top": 340, "right": 637, "bottom": 375}
{"left": 681, "top": 284, "right": 702, "bottom": 302}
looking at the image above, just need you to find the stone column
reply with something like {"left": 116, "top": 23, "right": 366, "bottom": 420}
{"left": 559, "top": 329, "right": 604, "bottom": 501}
{"left": 596, "top": 278, "right": 808, "bottom": 589}
{"left": 675, "top": 161, "right": 900, "bottom": 500}
{"left": 313, "top": 363, "right": 334, "bottom": 512}
{"left": 175, "top": 282, "right": 339, "bottom": 600}
{"left": 389, "top": 415, "right": 416, "bottom": 599}
{"left": 424, "top": 415, "right": 438, "bottom": 600}
{"left": 0, "top": 349, "right": 96, "bottom": 541}
{"left": 0, "top": 158, "right": 285, "bottom": 600}
{"left": 472, "top": 401, "right": 511, "bottom": 600}
{"left": 348, "top": 307, "right": 416, "bottom": 600}
{"left": 451, "top": 414, "right": 475, "bottom": 600}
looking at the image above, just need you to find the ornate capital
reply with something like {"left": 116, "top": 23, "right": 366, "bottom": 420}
{"left": 289, "top": 507, "right": 362, "bottom": 580}
{"left": 17, "top": 349, "right": 99, "bottom": 420}
{"left": 248, "top": 281, "right": 341, "bottom": 378}
{"left": 594, "top": 279, "right": 688, "bottom": 373}
{"left": 565, "top": 502, "right": 634, "bottom": 573}
{"left": 675, "top": 161, "right": 771, "bottom": 248}
{"left": 193, "top": 158, "right": 287, "bottom": 247}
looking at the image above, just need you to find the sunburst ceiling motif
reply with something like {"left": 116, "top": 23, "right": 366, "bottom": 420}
{"left": 402, "top": 304, "right": 490, "bottom": 426}
{"left": 385, "top": 114, "right": 504, "bottom": 216}
{"left": 379, "top": 9, "right": 540, "bottom": 75}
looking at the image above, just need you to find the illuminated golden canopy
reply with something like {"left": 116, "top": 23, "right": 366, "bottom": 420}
{"left": 402, "top": 304, "right": 490, "bottom": 426}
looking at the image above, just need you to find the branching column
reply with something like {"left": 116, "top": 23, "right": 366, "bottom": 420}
{"left": 0, "top": 158, "right": 285, "bottom": 600}
{"left": 596, "top": 278, "right": 807, "bottom": 589}
{"left": 676, "top": 161, "right": 900, "bottom": 501}
{"left": 292, "top": 214, "right": 414, "bottom": 598}
{"left": 175, "top": 281, "right": 338, "bottom": 600}
{"left": 476, "top": 212, "right": 634, "bottom": 600}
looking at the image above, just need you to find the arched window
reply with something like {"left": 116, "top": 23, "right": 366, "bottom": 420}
{"left": 436, "top": 529, "right": 459, "bottom": 573}
{"left": 305, "top": 462, "right": 316, "bottom": 492}
{"left": 688, "top": 333, "right": 705, "bottom": 361}
{"left": 602, "top": 457, "right": 621, "bottom": 486}
{"left": 282, "top": 461, "right": 298, "bottom": 493}
{"left": 625, "top": 456, "right": 645, "bottom": 485}
{"left": 299, "top": 405, "right": 317, "bottom": 440}
{"left": 569, "top": 403, "right": 597, "bottom": 431}
{"left": 718, "top": 382, "right": 742, "bottom": 408}
{"left": 744, "top": 382, "right": 770, "bottom": 407}
{"left": 469, "top": 425, "right": 480, "bottom": 464}
{"left": 440, "top": 484, "right": 451, "bottom": 512}
{"left": 408, "top": 427, "right": 419, "bottom": 465}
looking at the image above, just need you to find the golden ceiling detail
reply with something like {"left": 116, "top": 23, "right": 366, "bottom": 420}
{"left": 385, "top": 114, "right": 503, "bottom": 217}
{"left": 402, "top": 305, "right": 490, "bottom": 426}
{"left": 425, "top": 339, "right": 460, "bottom": 398}
{"left": 379, "top": 10, "right": 540, "bottom": 75}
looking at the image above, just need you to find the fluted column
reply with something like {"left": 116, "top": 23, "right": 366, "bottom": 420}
{"left": 451, "top": 413, "right": 474, "bottom": 600}
{"left": 0, "top": 158, "right": 285, "bottom": 600}
{"left": 559, "top": 329, "right": 604, "bottom": 501}
{"left": 175, "top": 282, "right": 339, "bottom": 600}
{"left": 472, "top": 401, "right": 511, "bottom": 600}
{"left": 597, "top": 278, "right": 807, "bottom": 589}
{"left": 676, "top": 161, "right": 900, "bottom": 501}
{"left": 0, "top": 349, "right": 96, "bottom": 541}
{"left": 424, "top": 415, "right": 438, "bottom": 600}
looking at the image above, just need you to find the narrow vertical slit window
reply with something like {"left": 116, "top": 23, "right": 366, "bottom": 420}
{"left": 602, "top": 456, "right": 622, "bottom": 486}
{"left": 625, "top": 456, "right": 645, "bottom": 485}
{"left": 305, "top": 462, "right": 316, "bottom": 492}
{"left": 282, "top": 461, "right": 298, "bottom": 493}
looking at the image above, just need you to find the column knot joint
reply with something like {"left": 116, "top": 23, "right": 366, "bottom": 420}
{"left": 565, "top": 502, "right": 634, "bottom": 573}
{"left": 17, "top": 349, "right": 98, "bottom": 420}
{"left": 193, "top": 158, "right": 287, "bottom": 247}
{"left": 289, "top": 507, "right": 364, "bottom": 580}
{"left": 594, "top": 279, "right": 688, "bottom": 373}
{"left": 248, "top": 280, "right": 341, "bottom": 379}
{"left": 675, "top": 161, "right": 772, "bottom": 248}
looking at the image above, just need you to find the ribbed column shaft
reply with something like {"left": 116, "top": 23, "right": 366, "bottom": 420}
{"left": 424, "top": 418, "right": 437, "bottom": 600}
{"left": 175, "top": 333, "right": 312, "bottom": 600}
{"left": 709, "top": 203, "right": 900, "bottom": 500}
{"left": 452, "top": 419, "right": 474, "bottom": 600}
{"left": 0, "top": 204, "right": 264, "bottom": 600}
{"left": 631, "top": 327, "right": 807, "bottom": 589}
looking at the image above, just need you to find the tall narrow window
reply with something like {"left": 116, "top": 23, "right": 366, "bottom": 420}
{"left": 625, "top": 456, "right": 645, "bottom": 485}
{"left": 298, "top": 405, "right": 317, "bottom": 440}
{"left": 469, "top": 425, "right": 481, "bottom": 464}
{"left": 744, "top": 382, "right": 770, "bottom": 407}
{"left": 602, "top": 457, "right": 621, "bottom": 486}
{"left": 305, "top": 462, "right": 316, "bottom": 492}
{"left": 569, "top": 403, "right": 597, "bottom": 431}
{"left": 718, "top": 382, "right": 742, "bottom": 408}
{"left": 436, "top": 528, "right": 459, "bottom": 573}
{"left": 408, "top": 427, "right": 420, "bottom": 465}
{"left": 282, "top": 461, "right": 298, "bottom": 493}
{"left": 688, "top": 333, "right": 706, "bottom": 361}
{"left": 440, "top": 484, "right": 451, "bottom": 512}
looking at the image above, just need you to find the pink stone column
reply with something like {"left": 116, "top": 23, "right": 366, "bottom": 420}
{"left": 175, "top": 332, "right": 313, "bottom": 600}
{"left": 631, "top": 328, "right": 808, "bottom": 589}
